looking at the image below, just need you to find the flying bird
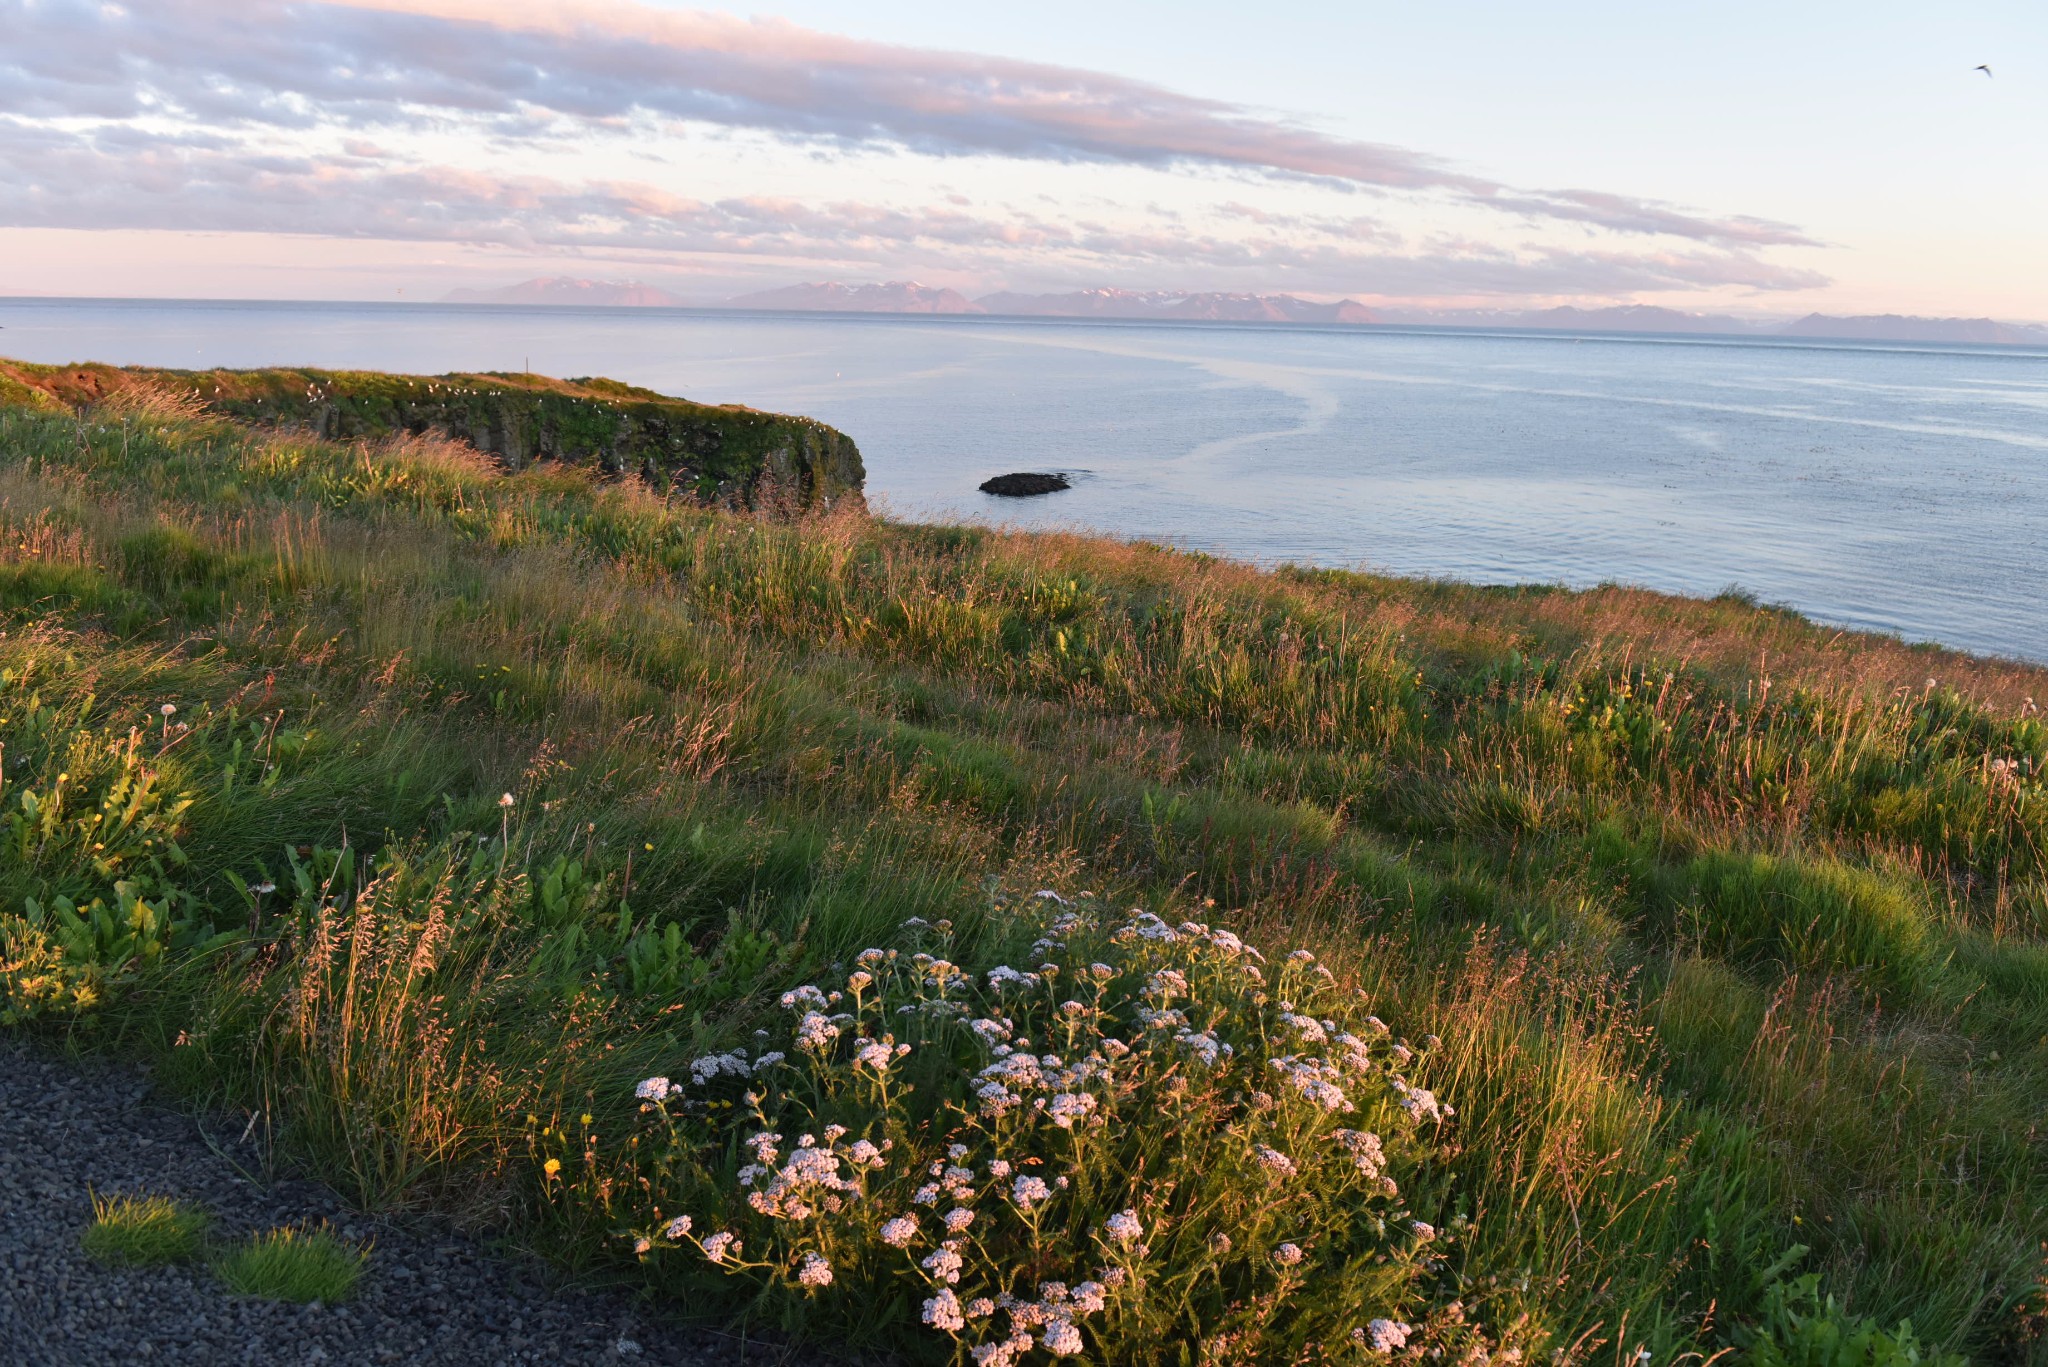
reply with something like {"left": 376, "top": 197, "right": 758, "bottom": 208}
{"left": 1975, "top": 64, "right": 1993, "bottom": 77}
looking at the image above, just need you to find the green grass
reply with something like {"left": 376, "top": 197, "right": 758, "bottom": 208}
{"left": 0, "top": 386, "right": 2043, "bottom": 1362}
{"left": 80, "top": 1192, "right": 211, "bottom": 1267}
{"left": 211, "top": 1225, "right": 368, "bottom": 1303}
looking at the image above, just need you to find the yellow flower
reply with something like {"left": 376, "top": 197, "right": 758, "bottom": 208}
{"left": 543, "top": 1158, "right": 562, "bottom": 1177}
{"left": 580, "top": 1113, "right": 593, "bottom": 1126}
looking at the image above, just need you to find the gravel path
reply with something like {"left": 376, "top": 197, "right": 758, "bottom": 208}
{"left": 0, "top": 1037, "right": 825, "bottom": 1367}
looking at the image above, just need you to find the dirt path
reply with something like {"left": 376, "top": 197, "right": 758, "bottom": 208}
{"left": 0, "top": 1037, "right": 814, "bottom": 1367}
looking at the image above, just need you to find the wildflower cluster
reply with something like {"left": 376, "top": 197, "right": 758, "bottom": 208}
{"left": 623, "top": 894, "right": 1495, "bottom": 1362}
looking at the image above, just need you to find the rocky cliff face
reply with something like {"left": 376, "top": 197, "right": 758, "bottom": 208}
{"left": 0, "top": 360, "right": 865, "bottom": 513}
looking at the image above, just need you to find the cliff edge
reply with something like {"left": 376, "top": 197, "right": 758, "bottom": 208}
{"left": 0, "top": 359, "right": 866, "bottom": 513}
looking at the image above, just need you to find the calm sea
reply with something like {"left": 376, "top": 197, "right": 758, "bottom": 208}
{"left": 5, "top": 297, "right": 2046, "bottom": 661}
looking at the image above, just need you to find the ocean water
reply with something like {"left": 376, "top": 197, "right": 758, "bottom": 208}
{"left": 5, "top": 297, "right": 2047, "bottom": 661}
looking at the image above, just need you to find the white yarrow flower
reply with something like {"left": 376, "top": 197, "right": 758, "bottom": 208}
{"left": 1103, "top": 1210, "right": 1143, "bottom": 1244}
{"left": 1366, "top": 1319, "right": 1412, "bottom": 1353}
{"left": 922, "top": 1288, "right": 966, "bottom": 1332}
{"left": 1042, "top": 1321, "right": 1084, "bottom": 1355}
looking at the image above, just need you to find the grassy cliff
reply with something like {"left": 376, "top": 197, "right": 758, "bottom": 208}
{"left": 0, "top": 359, "right": 865, "bottom": 510}
{"left": 0, "top": 384, "right": 2041, "bottom": 1364}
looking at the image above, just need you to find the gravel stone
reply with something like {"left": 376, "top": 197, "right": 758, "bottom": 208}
{"left": 0, "top": 1038, "right": 837, "bottom": 1366}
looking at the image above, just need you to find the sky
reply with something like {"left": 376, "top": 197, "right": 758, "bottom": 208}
{"left": 0, "top": 0, "right": 2040, "bottom": 315}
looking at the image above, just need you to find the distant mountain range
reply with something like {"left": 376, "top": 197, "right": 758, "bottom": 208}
{"left": 1775, "top": 313, "right": 2045, "bottom": 346}
{"left": 977, "top": 288, "right": 1379, "bottom": 324}
{"left": 444, "top": 277, "right": 696, "bottom": 308}
{"left": 724, "top": 281, "right": 980, "bottom": 313}
{"left": 442, "top": 279, "right": 2046, "bottom": 345}
{"left": 445, "top": 278, "right": 1379, "bottom": 325}
{"left": 1378, "top": 304, "right": 2048, "bottom": 345}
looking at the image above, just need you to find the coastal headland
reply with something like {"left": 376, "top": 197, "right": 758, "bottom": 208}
{"left": 0, "top": 359, "right": 865, "bottom": 513}
{"left": 0, "top": 367, "right": 2040, "bottom": 1365}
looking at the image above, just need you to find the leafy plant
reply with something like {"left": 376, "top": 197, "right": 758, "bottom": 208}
{"left": 1737, "top": 1269, "right": 1966, "bottom": 1367}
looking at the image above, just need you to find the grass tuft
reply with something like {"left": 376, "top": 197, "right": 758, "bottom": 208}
{"left": 80, "top": 1192, "right": 211, "bottom": 1267}
{"left": 212, "top": 1225, "right": 368, "bottom": 1303}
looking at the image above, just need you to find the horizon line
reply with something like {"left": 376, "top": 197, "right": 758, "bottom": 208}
{"left": 4, "top": 294, "right": 2047, "bottom": 357}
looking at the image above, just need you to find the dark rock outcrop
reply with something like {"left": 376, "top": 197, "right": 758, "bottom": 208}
{"left": 0, "top": 359, "right": 865, "bottom": 513}
{"left": 980, "top": 472, "right": 1071, "bottom": 497}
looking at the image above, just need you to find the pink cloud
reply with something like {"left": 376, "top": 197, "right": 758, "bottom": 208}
{"left": 0, "top": 0, "right": 1817, "bottom": 249}
{"left": 0, "top": 125, "right": 1826, "bottom": 299}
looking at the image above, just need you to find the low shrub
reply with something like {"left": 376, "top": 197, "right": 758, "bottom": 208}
{"left": 603, "top": 893, "right": 1496, "bottom": 1364}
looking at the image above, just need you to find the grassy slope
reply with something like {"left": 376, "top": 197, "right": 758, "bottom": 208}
{"left": 0, "top": 395, "right": 2042, "bottom": 1362}
{"left": 0, "top": 358, "right": 866, "bottom": 507}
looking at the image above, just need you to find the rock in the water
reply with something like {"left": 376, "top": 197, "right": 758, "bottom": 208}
{"left": 980, "top": 472, "right": 1071, "bottom": 497}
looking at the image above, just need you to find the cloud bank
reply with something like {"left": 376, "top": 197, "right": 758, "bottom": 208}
{"left": 0, "top": 0, "right": 1828, "bottom": 300}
